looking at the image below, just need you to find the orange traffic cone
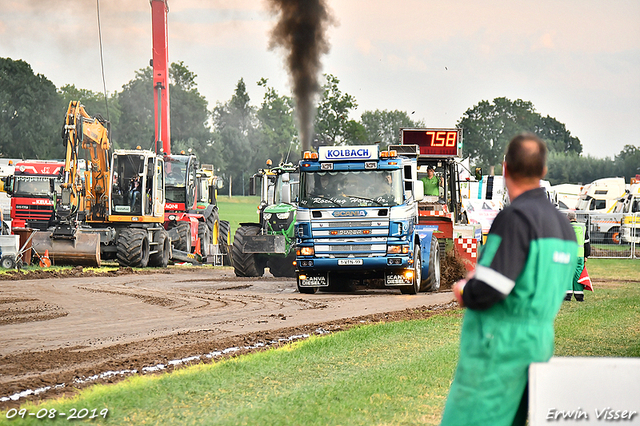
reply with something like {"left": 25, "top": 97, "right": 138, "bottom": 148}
{"left": 40, "top": 249, "right": 51, "bottom": 268}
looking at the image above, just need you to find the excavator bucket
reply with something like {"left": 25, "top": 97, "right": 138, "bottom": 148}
{"left": 31, "top": 231, "right": 101, "bottom": 267}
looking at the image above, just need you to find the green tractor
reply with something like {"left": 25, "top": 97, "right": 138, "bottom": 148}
{"left": 231, "top": 161, "right": 298, "bottom": 277}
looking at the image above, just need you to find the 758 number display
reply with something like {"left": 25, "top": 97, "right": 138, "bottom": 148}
{"left": 401, "top": 129, "right": 460, "bottom": 156}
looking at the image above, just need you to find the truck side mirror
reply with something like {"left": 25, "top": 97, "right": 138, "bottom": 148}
{"left": 2, "top": 176, "right": 13, "bottom": 195}
{"left": 414, "top": 181, "right": 424, "bottom": 201}
{"left": 249, "top": 176, "right": 256, "bottom": 196}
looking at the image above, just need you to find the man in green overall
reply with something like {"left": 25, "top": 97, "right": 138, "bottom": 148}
{"left": 565, "top": 211, "right": 590, "bottom": 301}
{"left": 441, "top": 133, "right": 578, "bottom": 426}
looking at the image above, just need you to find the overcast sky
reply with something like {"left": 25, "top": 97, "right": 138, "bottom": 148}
{"left": 1, "top": 0, "right": 638, "bottom": 158}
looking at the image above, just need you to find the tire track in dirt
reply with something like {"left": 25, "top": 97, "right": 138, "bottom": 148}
{"left": 0, "top": 267, "right": 458, "bottom": 409}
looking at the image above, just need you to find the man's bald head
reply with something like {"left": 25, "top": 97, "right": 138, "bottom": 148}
{"left": 504, "top": 133, "right": 547, "bottom": 183}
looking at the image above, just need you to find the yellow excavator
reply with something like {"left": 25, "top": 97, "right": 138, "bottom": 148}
{"left": 32, "top": 101, "right": 171, "bottom": 267}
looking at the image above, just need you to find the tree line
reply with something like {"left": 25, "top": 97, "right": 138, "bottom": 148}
{"left": 1, "top": 57, "right": 638, "bottom": 193}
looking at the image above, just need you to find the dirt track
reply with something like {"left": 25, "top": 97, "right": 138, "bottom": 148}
{"left": 0, "top": 266, "right": 457, "bottom": 408}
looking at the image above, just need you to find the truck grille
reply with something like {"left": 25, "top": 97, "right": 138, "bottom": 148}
{"left": 15, "top": 205, "right": 54, "bottom": 221}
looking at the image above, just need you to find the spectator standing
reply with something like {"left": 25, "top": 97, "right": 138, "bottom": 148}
{"left": 566, "top": 211, "right": 590, "bottom": 302}
{"left": 441, "top": 133, "right": 578, "bottom": 426}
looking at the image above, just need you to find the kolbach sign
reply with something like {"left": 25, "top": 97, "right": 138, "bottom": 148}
{"left": 318, "top": 145, "right": 379, "bottom": 161}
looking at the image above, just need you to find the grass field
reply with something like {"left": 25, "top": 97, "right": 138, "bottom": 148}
{"left": 217, "top": 196, "right": 260, "bottom": 239}
{"left": 1, "top": 259, "right": 638, "bottom": 425}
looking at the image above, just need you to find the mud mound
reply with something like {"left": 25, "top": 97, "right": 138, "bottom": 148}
{"left": 440, "top": 252, "right": 467, "bottom": 290}
{"left": 0, "top": 266, "right": 169, "bottom": 281}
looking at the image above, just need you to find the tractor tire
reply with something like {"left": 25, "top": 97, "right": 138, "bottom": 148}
{"left": 422, "top": 235, "right": 441, "bottom": 292}
{"left": 198, "top": 220, "right": 211, "bottom": 257}
{"left": 117, "top": 228, "right": 150, "bottom": 268}
{"left": 267, "top": 254, "right": 296, "bottom": 278}
{"left": 400, "top": 244, "right": 421, "bottom": 295}
{"left": 218, "top": 220, "right": 232, "bottom": 266}
{"left": 231, "top": 225, "right": 265, "bottom": 277}
{"left": 170, "top": 221, "right": 192, "bottom": 252}
{"left": 149, "top": 229, "right": 170, "bottom": 268}
{"left": 297, "top": 276, "right": 318, "bottom": 294}
{"left": 207, "top": 209, "right": 219, "bottom": 239}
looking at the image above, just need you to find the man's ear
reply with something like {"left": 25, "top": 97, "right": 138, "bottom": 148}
{"left": 542, "top": 166, "right": 548, "bottom": 178}
{"left": 502, "top": 161, "right": 509, "bottom": 178}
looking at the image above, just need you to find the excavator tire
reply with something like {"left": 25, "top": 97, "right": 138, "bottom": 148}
{"left": 218, "top": 220, "right": 232, "bottom": 266}
{"left": 149, "top": 229, "right": 170, "bottom": 268}
{"left": 117, "top": 228, "right": 150, "bottom": 268}
{"left": 231, "top": 225, "right": 265, "bottom": 277}
{"left": 169, "top": 221, "right": 192, "bottom": 252}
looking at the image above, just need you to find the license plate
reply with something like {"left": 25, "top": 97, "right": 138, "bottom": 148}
{"left": 338, "top": 259, "right": 363, "bottom": 265}
{"left": 299, "top": 275, "right": 328, "bottom": 287}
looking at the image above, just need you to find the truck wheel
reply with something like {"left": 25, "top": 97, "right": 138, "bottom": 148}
{"left": 423, "top": 235, "right": 441, "bottom": 292}
{"left": 268, "top": 254, "right": 296, "bottom": 277}
{"left": 218, "top": 220, "right": 232, "bottom": 266}
{"left": 401, "top": 244, "right": 421, "bottom": 295}
{"left": 297, "top": 277, "right": 318, "bottom": 294}
{"left": 117, "top": 228, "right": 150, "bottom": 268}
{"left": 607, "top": 227, "right": 621, "bottom": 244}
{"left": 149, "top": 229, "right": 170, "bottom": 268}
{"left": 231, "top": 225, "right": 265, "bottom": 277}
{"left": 198, "top": 220, "right": 211, "bottom": 257}
{"left": 169, "top": 221, "right": 192, "bottom": 252}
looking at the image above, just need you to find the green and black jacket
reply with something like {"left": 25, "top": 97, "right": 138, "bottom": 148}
{"left": 462, "top": 187, "right": 578, "bottom": 311}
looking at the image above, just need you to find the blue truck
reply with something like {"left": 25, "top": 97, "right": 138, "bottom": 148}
{"left": 294, "top": 128, "right": 481, "bottom": 294}
{"left": 294, "top": 144, "right": 432, "bottom": 294}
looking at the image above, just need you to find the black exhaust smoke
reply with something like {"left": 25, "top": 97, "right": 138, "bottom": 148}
{"left": 267, "top": 0, "right": 334, "bottom": 152}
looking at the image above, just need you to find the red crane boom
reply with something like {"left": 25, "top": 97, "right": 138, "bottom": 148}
{"left": 151, "top": 0, "right": 171, "bottom": 155}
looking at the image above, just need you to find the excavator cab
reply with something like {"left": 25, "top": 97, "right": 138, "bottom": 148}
{"left": 109, "top": 150, "right": 165, "bottom": 219}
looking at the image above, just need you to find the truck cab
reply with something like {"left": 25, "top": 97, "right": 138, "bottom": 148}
{"left": 618, "top": 184, "right": 640, "bottom": 243}
{"left": 295, "top": 145, "right": 431, "bottom": 294}
{"left": 575, "top": 177, "right": 627, "bottom": 244}
{"left": 4, "top": 160, "right": 64, "bottom": 231}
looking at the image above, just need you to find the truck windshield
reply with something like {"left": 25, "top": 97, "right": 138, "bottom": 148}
{"left": 300, "top": 170, "right": 403, "bottom": 208}
{"left": 165, "top": 161, "right": 187, "bottom": 187}
{"left": 14, "top": 176, "right": 58, "bottom": 196}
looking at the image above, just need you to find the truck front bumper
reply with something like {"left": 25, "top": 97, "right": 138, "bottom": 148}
{"left": 296, "top": 256, "right": 415, "bottom": 287}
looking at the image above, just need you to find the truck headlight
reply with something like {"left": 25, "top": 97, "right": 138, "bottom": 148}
{"left": 387, "top": 245, "right": 409, "bottom": 254}
{"left": 263, "top": 213, "right": 272, "bottom": 220}
{"left": 276, "top": 212, "right": 290, "bottom": 220}
{"left": 297, "top": 247, "right": 314, "bottom": 256}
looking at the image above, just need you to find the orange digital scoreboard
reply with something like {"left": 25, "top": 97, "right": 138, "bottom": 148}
{"left": 401, "top": 128, "right": 461, "bottom": 157}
